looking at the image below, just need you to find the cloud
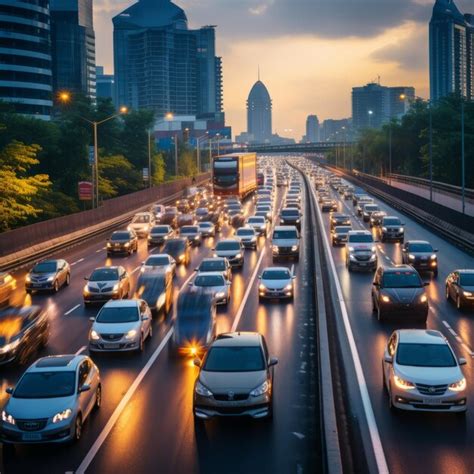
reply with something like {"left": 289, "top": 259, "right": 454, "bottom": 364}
{"left": 248, "top": 0, "right": 274, "bottom": 16}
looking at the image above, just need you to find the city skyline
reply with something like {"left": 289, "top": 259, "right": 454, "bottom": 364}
{"left": 93, "top": 0, "right": 472, "bottom": 139}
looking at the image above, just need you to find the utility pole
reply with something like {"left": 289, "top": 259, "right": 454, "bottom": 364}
{"left": 388, "top": 121, "right": 392, "bottom": 185}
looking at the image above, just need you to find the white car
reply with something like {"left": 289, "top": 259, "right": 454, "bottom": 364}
{"left": 151, "top": 204, "right": 166, "bottom": 222}
{"left": 89, "top": 300, "right": 152, "bottom": 353}
{"left": 213, "top": 239, "right": 244, "bottom": 267}
{"left": 189, "top": 272, "right": 231, "bottom": 305}
{"left": 383, "top": 329, "right": 467, "bottom": 413}
{"left": 258, "top": 267, "right": 295, "bottom": 300}
{"left": 128, "top": 212, "right": 155, "bottom": 237}
{"left": 235, "top": 227, "right": 257, "bottom": 250}
{"left": 140, "top": 254, "right": 176, "bottom": 276}
{"left": 246, "top": 216, "right": 268, "bottom": 236}
{"left": 198, "top": 221, "right": 216, "bottom": 237}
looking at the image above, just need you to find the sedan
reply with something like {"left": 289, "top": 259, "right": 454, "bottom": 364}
{"left": 177, "top": 214, "right": 195, "bottom": 228}
{"left": 446, "top": 269, "right": 474, "bottom": 310}
{"left": 198, "top": 221, "right": 216, "bottom": 238}
{"left": 189, "top": 272, "right": 231, "bottom": 305}
{"left": 280, "top": 208, "right": 302, "bottom": 230}
{"left": 180, "top": 225, "right": 202, "bottom": 246}
{"left": 106, "top": 230, "right": 138, "bottom": 256}
{"left": 196, "top": 258, "right": 232, "bottom": 282}
{"left": 401, "top": 240, "right": 438, "bottom": 276}
{"left": 362, "top": 204, "right": 380, "bottom": 222}
{"left": 147, "top": 225, "right": 174, "bottom": 247}
{"left": 89, "top": 299, "right": 152, "bottom": 352}
{"left": 331, "top": 225, "right": 352, "bottom": 246}
{"left": 235, "top": 227, "right": 258, "bottom": 250}
{"left": 379, "top": 216, "right": 405, "bottom": 243}
{"left": 383, "top": 329, "right": 466, "bottom": 413}
{"left": 83, "top": 266, "right": 130, "bottom": 305}
{"left": 140, "top": 254, "right": 176, "bottom": 276}
{"left": 330, "top": 213, "right": 351, "bottom": 230}
{"left": 163, "top": 238, "right": 191, "bottom": 266}
{"left": 247, "top": 216, "right": 268, "bottom": 236}
{"left": 213, "top": 239, "right": 244, "bottom": 267}
{"left": 258, "top": 267, "right": 295, "bottom": 300}
{"left": 321, "top": 199, "right": 338, "bottom": 212}
{"left": 161, "top": 207, "right": 179, "bottom": 228}
{"left": 1, "top": 354, "right": 101, "bottom": 444}
{"left": 25, "top": 259, "right": 70, "bottom": 294}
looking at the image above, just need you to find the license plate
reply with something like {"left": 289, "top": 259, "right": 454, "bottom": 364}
{"left": 422, "top": 398, "right": 443, "bottom": 405}
{"left": 23, "top": 433, "right": 42, "bottom": 441}
{"left": 105, "top": 343, "right": 120, "bottom": 349}
{"left": 31, "top": 283, "right": 42, "bottom": 288}
{"left": 358, "top": 263, "right": 368, "bottom": 266}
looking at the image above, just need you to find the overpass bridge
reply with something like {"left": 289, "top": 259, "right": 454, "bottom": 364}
{"left": 240, "top": 141, "right": 354, "bottom": 154}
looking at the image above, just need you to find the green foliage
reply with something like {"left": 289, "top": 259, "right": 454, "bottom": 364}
{"left": 178, "top": 149, "right": 198, "bottom": 178}
{"left": 98, "top": 154, "right": 142, "bottom": 199}
{"left": 152, "top": 153, "right": 166, "bottom": 184}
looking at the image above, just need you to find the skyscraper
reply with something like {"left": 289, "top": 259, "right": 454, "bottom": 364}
{"left": 0, "top": 0, "right": 52, "bottom": 119}
{"left": 96, "top": 66, "right": 114, "bottom": 100}
{"left": 113, "top": 0, "right": 222, "bottom": 118}
{"left": 247, "top": 79, "right": 272, "bottom": 143}
{"left": 50, "top": 0, "right": 96, "bottom": 99}
{"left": 429, "top": 0, "right": 474, "bottom": 102}
{"left": 305, "top": 115, "right": 320, "bottom": 142}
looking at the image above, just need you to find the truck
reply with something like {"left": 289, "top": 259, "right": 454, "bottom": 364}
{"left": 212, "top": 153, "right": 257, "bottom": 199}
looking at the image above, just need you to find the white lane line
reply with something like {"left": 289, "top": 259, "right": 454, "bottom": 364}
{"left": 462, "top": 344, "right": 474, "bottom": 357}
{"left": 442, "top": 320, "right": 450, "bottom": 329}
{"left": 70, "top": 258, "right": 85, "bottom": 266}
{"left": 64, "top": 304, "right": 80, "bottom": 316}
{"left": 309, "top": 180, "right": 389, "bottom": 474}
{"left": 131, "top": 265, "right": 141, "bottom": 275}
{"left": 75, "top": 345, "right": 87, "bottom": 355}
{"left": 290, "top": 263, "right": 295, "bottom": 275}
{"left": 96, "top": 249, "right": 102, "bottom": 253}
{"left": 441, "top": 320, "right": 474, "bottom": 357}
{"left": 448, "top": 328, "right": 457, "bottom": 337}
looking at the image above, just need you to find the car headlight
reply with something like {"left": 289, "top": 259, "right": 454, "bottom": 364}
{"left": 127, "top": 225, "right": 132, "bottom": 231}
{"left": 83, "top": 285, "right": 90, "bottom": 295}
{"left": 47, "top": 276, "right": 54, "bottom": 282}
{"left": 0, "top": 338, "right": 20, "bottom": 354}
{"left": 430, "top": 254, "right": 437, "bottom": 260}
{"left": 215, "top": 291, "right": 225, "bottom": 299}
{"left": 348, "top": 246, "right": 355, "bottom": 252}
{"left": 235, "top": 253, "right": 242, "bottom": 259}
{"left": 2, "top": 410, "right": 15, "bottom": 425}
{"left": 449, "top": 378, "right": 466, "bottom": 392}
{"left": 284, "top": 284, "right": 293, "bottom": 291}
{"left": 124, "top": 242, "right": 130, "bottom": 247}
{"left": 125, "top": 329, "right": 137, "bottom": 340}
{"left": 140, "top": 267, "right": 146, "bottom": 273}
{"left": 382, "top": 227, "right": 387, "bottom": 232}
{"left": 25, "top": 274, "right": 31, "bottom": 283}
{"left": 296, "top": 219, "right": 300, "bottom": 223}
{"left": 420, "top": 294, "right": 428, "bottom": 303}
{"left": 371, "top": 246, "right": 376, "bottom": 252}
{"left": 408, "top": 254, "right": 415, "bottom": 260}
{"left": 52, "top": 409, "right": 72, "bottom": 423}
{"left": 112, "top": 283, "right": 120, "bottom": 292}
{"left": 399, "top": 228, "right": 404, "bottom": 233}
{"left": 381, "top": 295, "right": 390, "bottom": 303}
{"left": 291, "top": 245, "right": 298, "bottom": 251}
{"left": 195, "top": 380, "right": 213, "bottom": 397}
{"left": 250, "top": 380, "right": 270, "bottom": 397}
{"left": 464, "top": 291, "right": 473, "bottom": 297}
{"left": 393, "top": 375, "right": 415, "bottom": 390}
{"left": 90, "top": 330, "right": 100, "bottom": 341}
{"left": 179, "top": 254, "right": 185, "bottom": 262}
{"left": 370, "top": 254, "right": 377, "bottom": 261}
{"left": 259, "top": 284, "right": 267, "bottom": 291}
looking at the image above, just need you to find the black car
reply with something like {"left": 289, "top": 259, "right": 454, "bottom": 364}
{"left": 279, "top": 208, "right": 302, "bottom": 230}
{"left": 176, "top": 199, "right": 190, "bottom": 214}
{"left": 331, "top": 225, "right": 352, "bottom": 246}
{"left": 372, "top": 265, "right": 429, "bottom": 322}
{"left": 0, "top": 306, "right": 49, "bottom": 365}
{"left": 330, "top": 213, "right": 351, "bottom": 230}
{"left": 161, "top": 207, "right": 179, "bottom": 228}
{"left": 147, "top": 225, "right": 174, "bottom": 247}
{"left": 136, "top": 271, "right": 174, "bottom": 315}
{"left": 446, "top": 269, "right": 474, "bottom": 310}
{"left": 163, "top": 238, "right": 191, "bottom": 266}
{"left": 379, "top": 216, "right": 405, "bottom": 243}
{"left": 170, "top": 290, "right": 217, "bottom": 356}
{"left": 195, "top": 207, "right": 210, "bottom": 222}
{"left": 180, "top": 225, "right": 202, "bottom": 246}
{"left": 107, "top": 230, "right": 138, "bottom": 256}
{"left": 321, "top": 199, "right": 338, "bottom": 212}
{"left": 369, "top": 211, "right": 387, "bottom": 228}
{"left": 208, "top": 211, "right": 224, "bottom": 231}
{"left": 401, "top": 240, "right": 438, "bottom": 276}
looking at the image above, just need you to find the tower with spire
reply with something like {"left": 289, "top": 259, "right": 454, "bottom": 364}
{"left": 246, "top": 73, "right": 272, "bottom": 144}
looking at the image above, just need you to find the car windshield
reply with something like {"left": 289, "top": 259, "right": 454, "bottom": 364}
{"left": 111, "top": 232, "right": 130, "bottom": 241}
{"left": 200, "top": 260, "right": 225, "bottom": 272}
{"left": 151, "top": 226, "right": 169, "bottom": 234}
{"left": 96, "top": 306, "right": 139, "bottom": 323}
{"left": 181, "top": 227, "right": 198, "bottom": 234}
{"left": 384, "top": 218, "right": 401, "bottom": 226}
{"left": 382, "top": 271, "right": 422, "bottom": 288}
{"left": 194, "top": 275, "right": 224, "bottom": 287}
{"left": 237, "top": 229, "right": 254, "bottom": 236}
{"left": 145, "top": 256, "right": 169, "bottom": 266}
{"left": 408, "top": 243, "right": 433, "bottom": 252}
{"left": 397, "top": 343, "right": 456, "bottom": 367}
{"left": 32, "top": 262, "right": 57, "bottom": 273}
{"left": 282, "top": 210, "right": 299, "bottom": 217}
{"left": 335, "top": 226, "right": 351, "bottom": 234}
{"left": 216, "top": 241, "right": 240, "bottom": 250}
{"left": 89, "top": 269, "right": 118, "bottom": 281}
{"left": 262, "top": 270, "right": 290, "bottom": 280}
{"left": 248, "top": 218, "right": 264, "bottom": 224}
{"left": 132, "top": 215, "right": 150, "bottom": 223}
{"left": 273, "top": 230, "right": 297, "bottom": 239}
{"left": 203, "top": 346, "right": 265, "bottom": 372}
{"left": 14, "top": 372, "right": 76, "bottom": 399}
{"left": 199, "top": 223, "right": 212, "bottom": 228}
{"left": 349, "top": 235, "right": 373, "bottom": 243}
{"left": 460, "top": 274, "right": 474, "bottom": 286}
{"left": 164, "top": 241, "right": 184, "bottom": 251}
{"left": 365, "top": 205, "right": 379, "bottom": 211}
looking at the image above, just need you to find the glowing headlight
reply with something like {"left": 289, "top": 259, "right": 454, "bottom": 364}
{"left": 348, "top": 246, "right": 355, "bottom": 252}
{"left": 127, "top": 225, "right": 132, "bottom": 231}
{"left": 215, "top": 291, "right": 225, "bottom": 299}
{"left": 371, "top": 246, "right": 376, "bottom": 252}
{"left": 259, "top": 284, "right": 267, "bottom": 291}
{"left": 179, "top": 254, "right": 185, "bottom": 262}
{"left": 382, "top": 227, "right": 387, "bottom": 232}
{"left": 83, "top": 285, "right": 90, "bottom": 295}
{"left": 408, "top": 254, "right": 415, "bottom": 260}
{"left": 112, "top": 283, "right": 119, "bottom": 292}
{"left": 430, "top": 254, "right": 437, "bottom": 260}
{"left": 381, "top": 295, "right": 390, "bottom": 303}
{"left": 291, "top": 245, "right": 298, "bottom": 251}
{"left": 284, "top": 284, "right": 293, "bottom": 291}
{"left": 25, "top": 275, "right": 31, "bottom": 283}
{"left": 250, "top": 380, "right": 270, "bottom": 397}
{"left": 90, "top": 330, "right": 100, "bottom": 341}
{"left": 1, "top": 410, "right": 15, "bottom": 425}
{"left": 449, "top": 378, "right": 466, "bottom": 392}
{"left": 195, "top": 380, "right": 213, "bottom": 397}
{"left": 0, "top": 338, "right": 20, "bottom": 354}
{"left": 370, "top": 254, "right": 377, "bottom": 261}
{"left": 420, "top": 294, "right": 428, "bottom": 303}
{"left": 393, "top": 375, "right": 415, "bottom": 390}
{"left": 52, "top": 409, "right": 72, "bottom": 423}
{"left": 399, "top": 228, "right": 404, "bottom": 232}
{"left": 125, "top": 329, "right": 137, "bottom": 340}
{"left": 464, "top": 291, "right": 473, "bottom": 297}
{"left": 47, "top": 276, "right": 54, "bottom": 282}
{"left": 140, "top": 267, "right": 146, "bottom": 273}
{"left": 235, "top": 253, "right": 242, "bottom": 259}
{"left": 157, "top": 294, "right": 166, "bottom": 309}
{"left": 124, "top": 242, "right": 130, "bottom": 247}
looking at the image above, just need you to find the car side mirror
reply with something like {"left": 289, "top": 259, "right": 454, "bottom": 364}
{"left": 89, "top": 317, "right": 95, "bottom": 322}
{"left": 79, "top": 384, "right": 91, "bottom": 393}
{"left": 269, "top": 357, "right": 279, "bottom": 367}
{"left": 5, "top": 387, "right": 13, "bottom": 395}
{"left": 188, "top": 282, "right": 193, "bottom": 286}
{"left": 193, "top": 358, "right": 201, "bottom": 367}
{"left": 384, "top": 355, "right": 393, "bottom": 364}
{"left": 459, "top": 358, "right": 467, "bottom": 366}
{"left": 434, "top": 249, "right": 439, "bottom": 253}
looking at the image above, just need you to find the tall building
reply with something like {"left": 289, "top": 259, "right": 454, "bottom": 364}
{"left": 0, "top": 0, "right": 52, "bottom": 119}
{"left": 429, "top": 0, "right": 474, "bottom": 102}
{"left": 247, "top": 80, "right": 272, "bottom": 143}
{"left": 389, "top": 87, "right": 415, "bottom": 118}
{"left": 113, "top": 0, "right": 223, "bottom": 118}
{"left": 96, "top": 66, "right": 114, "bottom": 100}
{"left": 50, "top": 0, "right": 96, "bottom": 99}
{"left": 305, "top": 115, "right": 320, "bottom": 142}
{"left": 320, "top": 119, "right": 351, "bottom": 142}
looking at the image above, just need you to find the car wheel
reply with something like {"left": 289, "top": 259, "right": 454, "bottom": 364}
{"left": 456, "top": 295, "right": 464, "bottom": 311}
{"left": 66, "top": 273, "right": 71, "bottom": 286}
{"left": 73, "top": 414, "right": 83, "bottom": 442}
{"left": 445, "top": 285, "right": 450, "bottom": 301}
{"left": 53, "top": 280, "right": 59, "bottom": 293}
{"left": 94, "top": 385, "right": 102, "bottom": 410}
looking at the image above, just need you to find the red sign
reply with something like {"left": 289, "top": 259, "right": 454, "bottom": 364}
{"left": 78, "top": 181, "right": 93, "bottom": 201}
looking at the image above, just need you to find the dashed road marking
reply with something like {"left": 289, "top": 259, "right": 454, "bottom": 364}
{"left": 71, "top": 258, "right": 85, "bottom": 266}
{"left": 65, "top": 304, "right": 81, "bottom": 316}
{"left": 75, "top": 345, "right": 87, "bottom": 355}
{"left": 442, "top": 320, "right": 474, "bottom": 357}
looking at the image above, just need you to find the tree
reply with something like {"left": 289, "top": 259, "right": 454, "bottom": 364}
{"left": 121, "top": 110, "right": 155, "bottom": 169}
{"left": 98, "top": 154, "right": 142, "bottom": 199}
{"left": 0, "top": 140, "right": 51, "bottom": 231}
{"left": 152, "top": 152, "right": 166, "bottom": 184}
{"left": 178, "top": 149, "right": 197, "bottom": 177}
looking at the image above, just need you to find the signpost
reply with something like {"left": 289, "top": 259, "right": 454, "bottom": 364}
{"left": 142, "top": 167, "right": 149, "bottom": 182}
{"left": 78, "top": 181, "right": 93, "bottom": 201}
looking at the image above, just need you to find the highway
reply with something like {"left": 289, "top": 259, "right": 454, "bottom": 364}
{"left": 0, "top": 164, "right": 319, "bottom": 474}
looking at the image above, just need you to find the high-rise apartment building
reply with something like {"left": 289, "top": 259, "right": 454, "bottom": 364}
{"left": 113, "top": 0, "right": 222, "bottom": 118}
{"left": 247, "top": 80, "right": 272, "bottom": 143}
{"left": 305, "top": 115, "right": 320, "bottom": 142}
{"left": 0, "top": 0, "right": 53, "bottom": 119}
{"left": 50, "top": 0, "right": 96, "bottom": 99}
{"left": 96, "top": 66, "right": 114, "bottom": 100}
{"left": 429, "top": 0, "right": 474, "bottom": 102}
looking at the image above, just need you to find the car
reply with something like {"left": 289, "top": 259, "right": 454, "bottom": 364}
{"left": 106, "top": 230, "right": 138, "bottom": 256}
{"left": 372, "top": 265, "right": 429, "bottom": 322}
{"left": 25, "top": 259, "right": 70, "bottom": 294}
{"left": 235, "top": 226, "right": 258, "bottom": 250}
{"left": 1, "top": 354, "right": 101, "bottom": 444}
{"left": 331, "top": 225, "right": 352, "bottom": 246}
{"left": 362, "top": 204, "right": 380, "bottom": 222}
{"left": 272, "top": 226, "right": 300, "bottom": 261}
{"left": 180, "top": 225, "right": 202, "bottom": 246}
{"left": 198, "top": 221, "right": 216, "bottom": 237}
{"left": 89, "top": 299, "right": 152, "bottom": 352}
{"left": 356, "top": 198, "right": 374, "bottom": 216}
{"left": 258, "top": 267, "right": 295, "bottom": 300}
{"left": 401, "top": 241, "right": 438, "bottom": 276}
{"left": 213, "top": 239, "right": 244, "bottom": 267}
{"left": 345, "top": 230, "right": 377, "bottom": 272}
{"left": 379, "top": 216, "right": 405, "bottom": 243}
{"left": 369, "top": 210, "right": 387, "bottom": 228}
{"left": 177, "top": 214, "right": 195, "bottom": 228}
{"left": 279, "top": 208, "right": 302, "bottom": 230}
{"left": 195, "top": 207, "right": 210, "bottom": 222}
{"left": 193, "top": 332, "right": 278, "bottom": 422}
{"left": 382, "top": 329, "right": 467, "bottom": 413}
{"left": 136, "top": 270, "right": 174, "bottom": 315}
{"left": 83, "top": 266, "right": 130, "bottom": 305}
{"left": 150, "top": 204, "right": 165, "bottom": 222}
{"left": 189, "top": 272, "right": 231, "bottom": 305}
{"left": 255, "top": 205, "right": 272, "bottom": 222}
{"left": 147, "top": 225, "right": 174, "bottom": 247}
{"left": 0, "top": 273, "right": 15, "bottom": 307}
{"left": 285, "top": 199, "right": 300, "bottom": 210}
{"left": 321, "top": 199, "right": 338, "bottom": 212}
{"left": 161, "top": 207, "right": 179, "bottom": 228}
{"left": 330, "top": 213, "right": 351, "bottom": 230}
{"left": 343, "top": 189, "right": 353, "bottom": 200}
{"left": 445, "top": 269, "right": 474, "bottom": 310}
{"left": 176, "top": 199, "right": 190, "bottom": 214}
{"left": 352, "top": 193, "right": 368, "bottom": 206}
{"left": 208, "top": 211, "right": 224, "bottom": 231}
{"left": 0, "top": 306, "right": 49, "bottom": 365}
{"left": 195, "top": 258, "right": 232, "bottom": 282}
{"left": 163, "top": 238, "right": 191, "bottom": 266}
{"left": 318, "top": 193, "right": 329, "bottom": 203}
{"left": 171, "top": 290, "right": 217, "bottom": 356}
{"left": 140, "top": 254, "right": 176, "bottom": 276}
{"left": 230, "top": 213, "right": 247, "bottom": 229}
{"left": 128, "top": 212, "right": 155, "bottom": 237}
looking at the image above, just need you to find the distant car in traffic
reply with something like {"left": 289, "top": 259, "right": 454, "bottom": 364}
{"left": 83, "top": 266, "right": 130, "bottom": 306}
{"left": 379, "top": 216, "right": 405, "bottom": 243}
{"left": 25, "top": 259, "right": 70, "bottom": 294}
{"left": 272, "top": 226, "right": 300, "bottom": 261}
{"left": 401, "top": 241, "right": 438, "bottom": 276}
{"left": 136, "top": 270, "right": 173, "bottom": 315}
{"left": 161, "top": 207, "right": 179, "bottom": 228}
{"left": 330, "top": 213, "right": 351, "bottom": 230}
{"left": 369, "top": 210, "right": 387, "bottom": 228}
{"left": 213, "top": 239, "right": 244, "bottom": 267}
{"left": 180, "top": 225, "right": 202, "bottom": 246}
{"left": 0, "top": 273, "right": 15, "bottom": 306}
{"left": 321, "top": 199, "right": 338, "bottom": 213}
{"left": 107, "top": 230, "right": 138, "bottom": 256}
{"left": 235, "top": 226, "right": 258, "bottom": 250}
{"left": 177, "top": 214, "right": 195, "bottom": 228}
{"left": 128, "top": 212, "right": 155, "bottom": 237}
{"left": 198, "top": 221, "right": 216, "bottom": 238}
{"left": 163, "top": 238, "right": 191, "bottom": 266}
{"left": 147, "top": 225, "right": 174, "bottom": 247}
{"left": 362, "top": 204, "right": 380, "bottom": 222}
{"left": 195, "top": 258, "right": 232, "bottom": 282}
{"left": 247, "top": 216, "right": 268, "bottom": 236}
{"left": 258, "top": 267, "right": 295, "bottom": 300}
{"left": 331, "top": 225, "right": 352, "bottom": 246}
{"left": 346, "top": 231, "right": 377, "bottom": 272}
{"left": 140, "top": 254, "right": 176, "bottom": 276}
{"left": 445, "top": 269, "right": 474, "bottom": 310}
{"left": 280, "top": 208, "right": 302, "bottom": 230}
{"left": 150, "top": 204, "right": 165, "bottom": 222}
{"left": 189, "top": 272, "right": 231, "bottom": 305}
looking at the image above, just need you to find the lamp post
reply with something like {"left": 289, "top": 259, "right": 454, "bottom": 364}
{"left": 196, "top": 132, "right": 209, "bottom": 174}
{"left": 216, "top": 133, "right": 221, "bottom": 156}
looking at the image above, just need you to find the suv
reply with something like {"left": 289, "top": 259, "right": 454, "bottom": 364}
{"left": 272, "top": 226, "right": 300, "bottom": 261}
{"left": 193, "top": 332, "right": 278, "bottom": 422}
{"left": 362, "top": 204, "right": 380, "bottom": 222}
{"left": 372, "top": 265, "right": 429, "bottom": 322}
{"left": 279, "top": 208, "right": 302, "bottom": 230}
{"left": 346, "top": 231, "right": 377, "bottom": 271}
{"left": 213, "top": 239, "right": 244, "bottom": 267}
{"left": 379, "top": 216, "right": 405, "bottom": 243}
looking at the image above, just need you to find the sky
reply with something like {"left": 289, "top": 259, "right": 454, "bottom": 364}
{"left": 93, "top": 0, "right": 472, "bottom": 140}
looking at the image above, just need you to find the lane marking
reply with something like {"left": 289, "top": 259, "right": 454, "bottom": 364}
{"left": 96, "top": 249, "right": 102, "bottom": 253}
{"left": 64, "top": 304, "right": 80, "bottom": 316}
{"left": 442, "top": 320, "right": 474, "bottom": 357}
{"left": 75, "top": 345, "right": 87, "bottom": 355}
{"left": 71, "top": 258, "right": 85, "bottom": 266}
{"left": 131, "top": 265, "right": 141, "bottom": 275}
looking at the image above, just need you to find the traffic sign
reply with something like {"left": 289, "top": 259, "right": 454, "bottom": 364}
{"left": 88, "top": 146, "right": 95, "bottom": 166}
{"left": 78, "top": 181, "right": 93, "bottom": 200}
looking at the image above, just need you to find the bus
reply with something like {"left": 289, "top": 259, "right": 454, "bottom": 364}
{"left": 212, "top": 153, "right": 257, "bottom": 199}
